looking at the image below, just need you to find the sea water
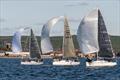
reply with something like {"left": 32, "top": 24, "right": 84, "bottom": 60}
{"left": 0, "top": 58, "right": 120, "bottom": 80}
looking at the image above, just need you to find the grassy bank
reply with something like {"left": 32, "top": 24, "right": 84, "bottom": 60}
{"left": 0, "top": 35, "right": 120, "bottom": 53}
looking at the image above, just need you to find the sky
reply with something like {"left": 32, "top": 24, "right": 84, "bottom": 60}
{"left": 0, "top": 0, "right": 120, "bottom": 36}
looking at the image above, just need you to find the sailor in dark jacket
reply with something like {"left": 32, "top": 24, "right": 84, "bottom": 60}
{"left": 86, "top": 57, "right": 93, "bottom": 63}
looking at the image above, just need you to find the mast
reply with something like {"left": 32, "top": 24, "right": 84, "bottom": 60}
{"left": 96, "top": 52, "right": 98, "bottom": 60}
{"left": 63, "top": 16, "right": 76, "bottom": 58}
{"left": 29, "top": 29, "right": 41, "bottom": 59}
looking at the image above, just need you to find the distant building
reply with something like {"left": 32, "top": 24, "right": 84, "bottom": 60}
{"left": 5, "top": 43, "right": 11, "bottom": 50}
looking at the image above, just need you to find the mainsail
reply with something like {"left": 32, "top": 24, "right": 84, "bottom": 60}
{"left": 12, "top": 28, "right": 25, "bottom": 53}
{"left": 77, "top": 9, "right": 99, "bottom": 54}
{"left": 98, "top": 9, "right": 114, "bottom": 58}
{"left": 41, "top": 16, "right": 63, "bottom": 54}
{"left": 63, "top": 17, "right": 76, "bottom": 58}
{"left": 29, "top": 29, "right": 41, "bottom": 59}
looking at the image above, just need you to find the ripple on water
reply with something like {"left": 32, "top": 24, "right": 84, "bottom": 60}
{"left": 0, "top": 58, "right": 120, "bottom": 80}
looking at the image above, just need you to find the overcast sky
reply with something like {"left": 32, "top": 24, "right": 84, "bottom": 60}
{"left": 0, "top": 0, "right": 120, "bottom": 36}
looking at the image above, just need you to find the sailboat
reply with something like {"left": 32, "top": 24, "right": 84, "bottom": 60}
{"left": 5, "top": 28, "right": 29, "bottom": 56}
{"left": 77, "top": 8, "right": 117, "bottom": 67}
{"left": 53, "top": 16, "right": 80, "bottom": 66}
{"left": 21, "top": 29, "right": 43, "bottom": 65}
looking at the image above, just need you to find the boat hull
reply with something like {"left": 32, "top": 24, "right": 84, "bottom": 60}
{"left": 86, "top": 60, "right": 117, "bottom": 67}
{"left": 21, "top": 61, "right": 43, "bottom": 65}
{"left": 53, "top": 60, "right": 80, "bottom": 66}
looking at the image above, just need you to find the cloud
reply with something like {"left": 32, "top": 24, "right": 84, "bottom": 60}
{"left": 64, "top": 4, "right": 76, "bottom": 7}
{"left": 33, "top": 22, "right": 44, "bottom": 26}
{"left": 77, "top": 2, "right": 88, "bottom": 6}
{"left": 64, "top": 2, "right": 89, "bottom": 7}
{"left": 15, "top": 22, "right": 44, "bottom": 29}
{"left": 0, "top": 18, "right": 6, "bottom": 22}
{"left": 68, "top": 18, "right": 81, "bottom": 22}
{"left": 1, "top": 27, "right": 11, "bottom": 30}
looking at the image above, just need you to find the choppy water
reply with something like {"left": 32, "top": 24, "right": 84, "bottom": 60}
{"left": 0, "top": 58, "right": 120, "bottom": 80}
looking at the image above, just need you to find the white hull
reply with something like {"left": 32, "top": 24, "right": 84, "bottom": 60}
{"left": 6, "top": 52, "right": 29, "bottom": 55}
{"left": 86, "top": 60, "right": 117, "bottom": 67}
{"left": 53, "top": 60, "right": 80, "bottom": 66}
{"left": 21, "top": 61, "right": 43, "bottom": 65}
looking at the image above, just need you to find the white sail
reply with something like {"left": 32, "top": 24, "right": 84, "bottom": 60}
{"left": 12, "top": 27, "right": 29, "bottom": 53}
{"left": 41, "top": 16, "right": 64, "bottom": 54}
{"left": 63, "top": 17, "right": 76, "bottom": 58}
{"left": 77, "top": 9, "right": 99, "bottom": 54}
{"left": 12, "top": 28, "right": 25, "bottom": 53}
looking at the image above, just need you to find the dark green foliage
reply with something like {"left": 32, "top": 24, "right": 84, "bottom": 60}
{"left": 110, "top": 36, "right": 120, "bottom": 53}
{"left": 0, "top": 36, "right": 120, "bottom": 54}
